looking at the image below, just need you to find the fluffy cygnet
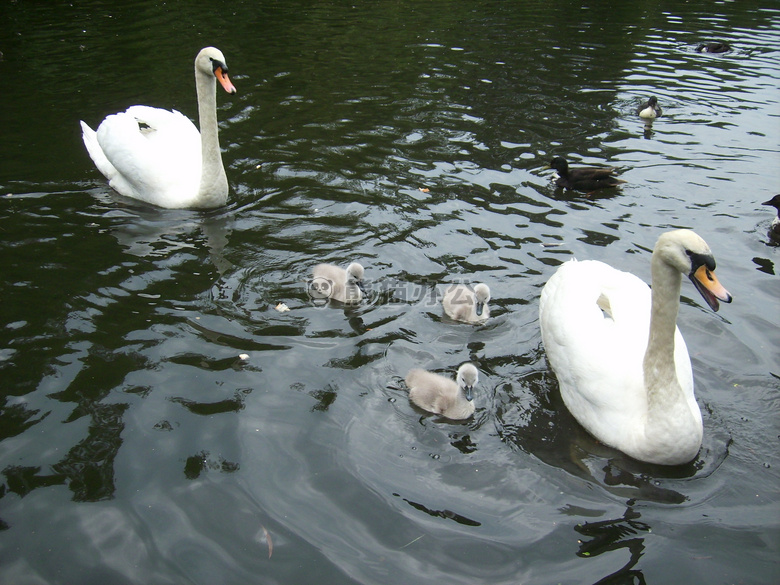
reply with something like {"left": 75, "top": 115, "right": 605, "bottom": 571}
{"left": 442, "top": 283, "right": 490, "bottom": 323}
{"left": 311, "top": 262, "right": 366, "bottom": 303}
{"left": 405, "top": 363, "right": 479, "bottom": 420}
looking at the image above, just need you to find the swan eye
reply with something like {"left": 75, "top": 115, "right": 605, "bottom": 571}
{"left": 686, "top": 250, "right": 716, "bottom": 274}
{"left": 209, "top": 57, "right": 228, "bottom": 74}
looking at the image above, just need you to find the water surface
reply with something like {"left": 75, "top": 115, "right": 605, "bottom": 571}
{"left": 0, "top": 1, "right": 778, "bottom": 584}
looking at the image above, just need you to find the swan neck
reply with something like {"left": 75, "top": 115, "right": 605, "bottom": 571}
{"left": 643, "top": 253, "right": 682, "bottom": 396}
{"left": 195, "top": 66, "right": 228, "bottom": 207}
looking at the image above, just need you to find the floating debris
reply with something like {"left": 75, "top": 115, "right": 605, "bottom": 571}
{"left": 275, "top": 302, "right": 291, "bottom": 312}
{"left": 261, "top": 525, "right": 273, "bottom": 558}
{"left": 238, "top": 353, "right": 249, "bottom": 360}
{"left": 400, "top": 534, "right": 424, "bottom": 549}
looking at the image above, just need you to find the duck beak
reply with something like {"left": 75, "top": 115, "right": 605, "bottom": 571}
{"left": 215, "top": 66, "right": 237, "bottom": 94}
{"left": 475, "top": 301, "right": 484, "bottom": 316}
{"left": 690, "top": 265, "right": 732, "bottom": 312}
{"left": 464, "top": 385, "right": 473, "bottom": 402}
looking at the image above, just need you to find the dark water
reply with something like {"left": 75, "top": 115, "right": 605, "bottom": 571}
{"left": 1, "top": 1, "right": 779, "bottom": 583}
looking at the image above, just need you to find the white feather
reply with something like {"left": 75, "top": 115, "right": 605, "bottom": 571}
{"left": 539, "top": 230, "right": 729, "bottom": 465}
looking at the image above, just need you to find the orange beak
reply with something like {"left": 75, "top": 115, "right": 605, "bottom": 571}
{"left": 215, "top": 67, "right": 236, "bottom": 94}
{"left": 690, "top": 264, "right": 732, "bottom": 312}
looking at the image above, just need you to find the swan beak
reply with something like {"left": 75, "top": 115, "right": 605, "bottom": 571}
{"left": 215, "top": 67, "right": 237, "bottom": 94}
{"left": 356, "top": 281, "right": 367, "bottom": 295}
{"left": 475, "top": 301, "right": 484, "bottom": 316}
{"left": 464, "top": 385, "right": 474, "bottom": 402}
{"left": 690, "top": 265, "right": 732, "bottom": 312}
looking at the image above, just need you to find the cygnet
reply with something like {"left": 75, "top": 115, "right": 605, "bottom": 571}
{"left": 405, "top": 363, "right": 479, "bottom": 420}
{"left": 442, "top": 283, "right": 490, "bottom": 323}
{"left": 311, "top": 262, "right": 366, "bottom": 303}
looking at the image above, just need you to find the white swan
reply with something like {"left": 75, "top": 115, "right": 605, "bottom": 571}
{"left": 80, "top": 47, "right": 236, "bottom": 209}
{"left": 539, "top": 230, "right": 732, "bottom": 465}
{"left": 405, "top": 363, "right": 479, "bottom": 420}
{"left": 442, "top": 283, "right": 491, "bottom": 323}
{"left": 311, "top": 262, "right": 366, "bottom": 303}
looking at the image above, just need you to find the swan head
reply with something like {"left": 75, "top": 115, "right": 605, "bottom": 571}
{"left": 655, "top": 230, "right": 733, "bottom": 311}
{"left": 473, "top": 283, "right": 491, "bottom": 316}
{"left": 196, "top": 47, "right": 236, "bottom": 94}
{"left": 456, "top": 363, "right": 479, "bottom": 402}
{"left": 346, "top": 262, "right": 366, "bottom": 294}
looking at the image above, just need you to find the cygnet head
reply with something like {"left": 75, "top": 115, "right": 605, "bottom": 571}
{"left": 473, "top": 283, "right": 490, "bottom": 316}
{"left": 456, "top": 363, "right": 479, "bottom": 402}
{"left": 346, "top": 262, "right": 366, "bottom": 294}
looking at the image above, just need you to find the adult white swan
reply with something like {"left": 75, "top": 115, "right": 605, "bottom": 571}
{"left": 80, "top": 47, "right": 236, "bottom": 209}
{"left": 539, "top": 230, "right": 732, "bottom": 465}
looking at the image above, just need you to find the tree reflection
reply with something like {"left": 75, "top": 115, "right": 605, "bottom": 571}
{"left": 3, "top": 402, "right": 127, "bottom": 502}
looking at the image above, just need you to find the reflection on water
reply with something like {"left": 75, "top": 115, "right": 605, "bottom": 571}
{"left": 575, "top": 505, "right": 650, "bottom": 585}
{"left": 0, "top": 1, "right": 779, "bottom": 584}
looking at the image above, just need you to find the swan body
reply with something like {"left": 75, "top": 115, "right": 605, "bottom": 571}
{"left": 637, "top": 96, "right": 663, "bottom": 119}
{"left": 539, "top": 230, "right": 732, "bottom": 465}
{"left": 311, "top": 262, "right": 366, "bottom": 303}
{"left": 548, "top": 157, "right": 626, "bottom": 193}
{"left": 80, "top": 47, "right": 236, "bottom": 209}
{"left": 442, "top": 283, "right": 491, "bottom": 323}
{"left": 405, "top": 363, "right": 479, "bottom": 420}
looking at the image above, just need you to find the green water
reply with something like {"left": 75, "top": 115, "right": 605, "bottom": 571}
{"left": 0, "top": 1, "right": 778, "bottom": 584}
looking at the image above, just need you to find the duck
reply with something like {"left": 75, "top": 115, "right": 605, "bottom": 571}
{"left": 442, "top": 283, "right": 491, "bottom": 323}
{"left": 548, "top": 157, "right": 626, "bottom": 193}
{"left": 80, "top": 47, "right": 236, "bottom": 209}
{"left": 762, "top": 194, "right": 780, "bottom": 243}
{"left": 539, "top": 230, "right": 732, "bottom": 465}
{"left": 637, "top": 96, "right": 663, "bottom": 120}
{"left": 311, "top": 262, "right": 366, "bottom": 303}
{"left": 405, "top": 363, "right": 479, "bottom": 420}
{"left": 696, "top": 42, "right": 731, "bottom": 53}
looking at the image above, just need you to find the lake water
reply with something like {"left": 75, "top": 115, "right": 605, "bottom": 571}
{"left": 0, "top": 1, "right": 778, "bottom": 583}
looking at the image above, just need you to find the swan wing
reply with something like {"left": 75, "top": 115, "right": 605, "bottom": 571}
{"left": 91, "top": 106, "right": 201, "bottom": 207}
{"left": 540, "top": 260, "right": 653, "bottom": 442}
{"left": 80, "top": 120, "right": 119, "bottom": 180}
